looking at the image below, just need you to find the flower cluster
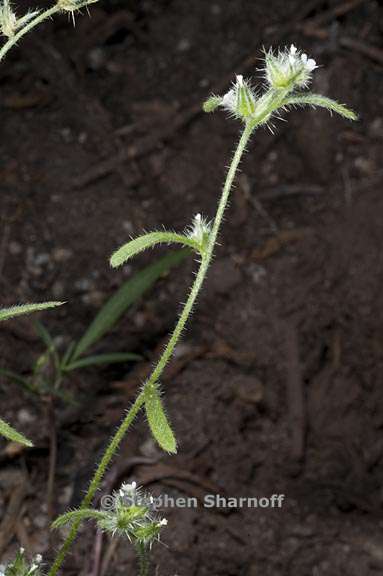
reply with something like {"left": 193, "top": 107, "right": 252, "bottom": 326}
{"left": 0, "top": 549, "right": 43, "bottom": 576}
{"left": 264, "top": 44, "right": 317, "bottom": 90}
{"left": 0, "top": 0, "right": 39, "bottom": 38}
{"left": 99, "top": 482, "right": 167, "bottom": 548}
{"left": 203, "top": 44, "right": 356, "bottom": 127}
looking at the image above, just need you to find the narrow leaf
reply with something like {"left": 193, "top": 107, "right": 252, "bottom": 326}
{"left": 0, "top": 302, "right": 64, "bottom": 322}
{"left": 60, "top": 341, "right": 76, "bottom": 369}
{"left": 72, "top": 249, "right": 189, "bottom": 360}
{"left": 0, "top": 367, "right": 37, "bottom": 395}
{"left": 145, "top": 384, "right": 177, "bottom": 454}
{"left": 284, "top": 93, "right": 357, "bottom": 120}
{"left": 52, "top": 508, "right": 106, "bottom": 530}
{"left": 0, "top": 417, "right": 33, "bottom": 446}
{"left": 64, "top": 352, "right": 141, "bottom": 371}
{"left": 110, "top": 232, "right": 199, "bottom": 268}
{"left": 34, "top": 320, "right": 55, "bottom": 351}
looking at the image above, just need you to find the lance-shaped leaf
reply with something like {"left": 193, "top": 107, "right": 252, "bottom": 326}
{"left": 0, "top": 301, "right": 64, "bottom": 322}
{"left": 283, "top": 93, "right": 357, "bottom": 120}
{"left": 145, "top": 383, "right": 177, "bottom": 454}
{"left": 71, "top": 249, "right": 189, "bottom": 361}
{"left": 52, "top": 508, "right": 106, "bottom": 530}
{"left": 0, "top": 417, "right": 33, "bottom": 446}
{"left": 110, "top": 231, "right": 199, "bottom": 268}
{"left": 63, "top": 352, "right": 141, "bottom": 372}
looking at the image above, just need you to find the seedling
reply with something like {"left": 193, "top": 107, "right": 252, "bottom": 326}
{"left": 0, "top": 251, "right": 186, "bottom": 403}
{"left": 0, "top": 302, "right": 63, "bottom": 446}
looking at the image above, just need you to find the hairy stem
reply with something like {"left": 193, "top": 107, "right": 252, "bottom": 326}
{"left": 47, "top": 392, "right": 145, "bottom": 576}
{"left": 0, "top": 6, "right": 60, "bottom": 63}
{"left": 144, "top": 120, "right": 254, "bottom": 389}
{"left": 136, "top": 543, "right": 150, "bottom": 576}
{"left": 48, "top": 121, "right": 254, "bottom": 575}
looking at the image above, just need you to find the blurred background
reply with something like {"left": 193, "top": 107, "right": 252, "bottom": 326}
{"left": 0, "top": 0, "right": 382, "bottom": 574}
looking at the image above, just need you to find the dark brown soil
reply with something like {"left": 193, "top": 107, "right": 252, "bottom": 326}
{"left": 1, "top": 0, "right": 383, "bottom": 574}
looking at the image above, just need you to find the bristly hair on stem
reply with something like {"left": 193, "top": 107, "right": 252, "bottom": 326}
{"left": 48, "top": 44, "right": 356, "bottom": 576}
{"left": 0, "top": 28, "right": 357, "bottom": 576}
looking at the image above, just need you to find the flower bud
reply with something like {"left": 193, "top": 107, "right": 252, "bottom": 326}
{"left": 203, "top": 75, "right": 257, "bottom": 122}
{"left": 187, "top": 213, "right": 211, "bottom": 251}
{"left": 221, "top": 75, "right": 257, "bottom": 120}
{"left": 235, "top": 75, "right": 256, "bottom": 118}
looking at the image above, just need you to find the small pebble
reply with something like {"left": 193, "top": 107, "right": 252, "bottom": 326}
{"left": 52, "top": 248, "right": 73, "bottom": 263}
{"left": 8, "top": 241, "right": 22, "bottom": 255}
{"left": 17, "top": 409, "right": 35, "bottom": 425}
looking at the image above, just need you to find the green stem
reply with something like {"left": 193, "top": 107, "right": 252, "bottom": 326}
{"left": 47, "top": 392, "right": 145, "bottom": 576}
{"left": 48, "top": 121, "right": 254, "bottom": 575}
{"left": 0, "top": 6, "right": 61, "bottom": 63}
{"left": 144, "top": 120, "right": 254, "bottom": 391}
{"left": 136, "top": 543, "right": 150, "bottom": 576}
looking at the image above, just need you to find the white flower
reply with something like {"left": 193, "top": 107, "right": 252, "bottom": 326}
{"left": 159, "top": 518, "right": 168, "bottom": 526}
{"left": 119, "top": 481, "right": 137, "bottom": 498}
{"left": 264, "top": 44, "right": 317, "bottom": 90}
{"left": 187, "top": 213, "right": 211, "bottom": 249}
{"left": 300, "top": 52, "right": 317, "bottom": 71}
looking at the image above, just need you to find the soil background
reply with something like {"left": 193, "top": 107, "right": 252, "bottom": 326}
{"left": 1, "top": 0, "right": 383, "bottom": 574}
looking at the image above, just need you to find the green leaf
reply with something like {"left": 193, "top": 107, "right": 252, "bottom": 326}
{"left": 60, "top": 341, "right": 76, "bottom": 369}
{"left": 71, "top": 249, "right": 189, "bottom": 361}
{"left": 0, "top": 417, "right": 33, "bottom": 446}
{"left": 283, "top": 93, "right": 358, "bottom": 120}
{"left": 110, "top": 232, "right": 199, "bottom": 268}
{"left": 63, "top": 352, "right": 141, "bottom": 371}
{"left": 52, "top": 508, "right": 106, "bottom": 530}
{"left": 0, "top": 301, "right": 64, "bottom": 322}
{"left": 0, "top": 367, "right": 37, "bottom": 395}
{"left": 34, "top": 320, "right": 55, "bottom": 351}
{"left": 145, "top": 383, "right": 177, "bottom": 454}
